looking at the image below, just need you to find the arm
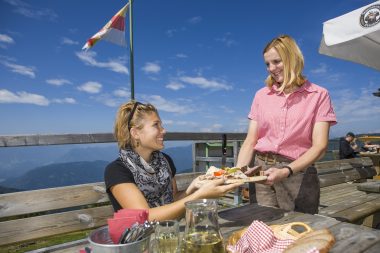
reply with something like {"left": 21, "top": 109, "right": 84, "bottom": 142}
{"left": 264, "top": 121, "right": 330, "bottom": 184}
{"left": 350, "top": 138, "right": 358, "bottom": 151}
{"left": 111, "top": 179, "right": 243, "bottom": 221}
{"left": 236, "top": 120, "right": 259, "bottom": 167}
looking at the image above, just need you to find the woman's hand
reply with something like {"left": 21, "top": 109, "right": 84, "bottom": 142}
{"left": 244, "top": 165, "right": 262, "bottom": 176}
{"left": 262, "top": 167, "right": 289, "bottom": 185}
{"left": 186, "top": 176, "right": 203, "bottom": 195}
{"left": 193, "top": 178, "right": 243, "bottom": 199}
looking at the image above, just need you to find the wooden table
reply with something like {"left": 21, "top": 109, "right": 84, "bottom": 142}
{"left": 47, "top": 204, "right": 380, "bottom": 253}
{"left": 360, "top": 152, "right": 380, "bottom": 175}
{"left": 218, "top": 204, "right": 380, "bottom": 253}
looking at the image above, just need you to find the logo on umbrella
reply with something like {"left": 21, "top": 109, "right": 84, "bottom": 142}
{"left": 360, "top": 4, "right": 380, "bottom": 27}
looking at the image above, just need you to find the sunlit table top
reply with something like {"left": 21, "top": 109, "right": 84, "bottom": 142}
{"left": 53, "top": 204, "right": 380, "bottom": 253}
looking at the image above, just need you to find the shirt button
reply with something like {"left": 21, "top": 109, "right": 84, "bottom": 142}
{"left": 282, "top": 108, "right": 286, "bottom": 111}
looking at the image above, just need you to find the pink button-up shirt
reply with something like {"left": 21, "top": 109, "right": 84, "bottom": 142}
{"left": 248, "top": 81, "right": 337, "bottom": 160}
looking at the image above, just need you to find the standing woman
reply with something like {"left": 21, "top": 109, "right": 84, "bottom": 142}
{"left": 236, "top": 35, "right": 337, "bottom": 214}
{"left": 105, "top": 101, "right": 242, "bottom": 221}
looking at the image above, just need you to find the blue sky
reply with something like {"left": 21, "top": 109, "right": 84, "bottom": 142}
{"left": 0, "top": 0, "right": 379, "bottom": 138}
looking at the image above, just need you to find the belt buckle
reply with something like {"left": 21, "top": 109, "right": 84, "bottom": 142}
{"left": 265, "top": 153, "right": 277, "bottom": 165}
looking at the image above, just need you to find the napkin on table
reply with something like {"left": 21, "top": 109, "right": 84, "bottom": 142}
{"left": 107, "top": 208, "right": 149, "bottom": 244}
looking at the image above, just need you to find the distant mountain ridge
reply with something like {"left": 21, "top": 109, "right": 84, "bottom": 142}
{"left": 0, "top": 144, "right": 192, "bottom": 180}
{"left": 0, "top": 145, "right": 193, "bottom": 192}
{"left": 1, "top": 161, "right": 108, "bottom": 190}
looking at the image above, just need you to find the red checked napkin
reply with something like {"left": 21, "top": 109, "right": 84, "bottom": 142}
{"left": 227, "top": 220, "right": 319, "bottom": 253}
{"left": 107, "top": 209, "right": 148, "bottom": 244}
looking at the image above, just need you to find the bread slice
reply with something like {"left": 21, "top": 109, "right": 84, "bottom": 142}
{"left": 284, "top": 239, "right": 331, "bottom": 253}
{"left": 284, "top": 229, "right": 335, "bottom": 253}
{"left": 299, "top": 229, "right": 335, "bottom": 242}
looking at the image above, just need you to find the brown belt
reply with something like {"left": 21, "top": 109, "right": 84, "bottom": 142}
{"left": 255, "top": 151, "right": 294, "bottom": 164}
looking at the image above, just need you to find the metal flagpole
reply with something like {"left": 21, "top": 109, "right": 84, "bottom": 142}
{"left": 129, "top": 0, "right": 135, "bottom": 100}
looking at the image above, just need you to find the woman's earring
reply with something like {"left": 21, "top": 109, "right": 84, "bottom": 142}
{"left": 136, "top": 140, "right": 140, "bottom": 147}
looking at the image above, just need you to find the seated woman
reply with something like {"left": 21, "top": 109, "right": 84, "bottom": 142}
{"left": 104, "top": 101, "right": 243, "bottom": 221}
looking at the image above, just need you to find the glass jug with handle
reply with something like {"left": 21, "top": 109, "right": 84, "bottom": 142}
{"left": 181, "top": 199, "right": 225, "bottom": 253}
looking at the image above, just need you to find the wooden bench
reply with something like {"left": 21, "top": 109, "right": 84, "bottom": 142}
{"left": 317, "top": 157, "right": 380, "bottom": 228}
{"left": 0, "top": 172, "right": 201, "bottom": 252}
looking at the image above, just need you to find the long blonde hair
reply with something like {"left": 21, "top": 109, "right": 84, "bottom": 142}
{"left": 114, "top": 101, "right": 158, "bottom": 149}
{"left": 263, "top": 35, "right": 306, "bottom": 91}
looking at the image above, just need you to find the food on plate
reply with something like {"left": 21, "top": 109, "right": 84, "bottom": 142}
{"left": 197, "top": 166, "right": 267, "bottom": 185}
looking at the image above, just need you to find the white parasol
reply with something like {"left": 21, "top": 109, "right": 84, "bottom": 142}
{"left": 319, "top": 1, "right": 380, "bottom": 71}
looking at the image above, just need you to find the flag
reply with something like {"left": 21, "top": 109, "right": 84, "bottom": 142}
{"left": 82, "top": 3, "right": 129, "bottom": 50}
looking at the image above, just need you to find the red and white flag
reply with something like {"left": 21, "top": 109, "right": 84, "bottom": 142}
{"left": 82, "top": 3, "right": 129, "bottom": 50}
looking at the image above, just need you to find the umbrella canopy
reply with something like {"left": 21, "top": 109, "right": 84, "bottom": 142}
{"left": 319, "top": 1, "right": 380, "bottom": 71}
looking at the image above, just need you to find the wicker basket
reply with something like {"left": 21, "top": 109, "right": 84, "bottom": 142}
{"left": 226, "top": 222, "right": 313, "bottom": 249}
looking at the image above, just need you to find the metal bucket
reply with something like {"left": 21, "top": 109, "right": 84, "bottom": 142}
{"left": 88, "top": 226, "right": 150, "bottom": 253}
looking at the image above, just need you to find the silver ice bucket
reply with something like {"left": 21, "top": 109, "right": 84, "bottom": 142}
{"left": 88, "top": 226, "right": 150, "bottom": 253}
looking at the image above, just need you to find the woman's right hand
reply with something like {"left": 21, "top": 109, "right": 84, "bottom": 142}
{"left": 193, "top": 178, "right": 243, "bottom": 199}
{"left": 186, "top": 175, "right": 203, "bottom": 195}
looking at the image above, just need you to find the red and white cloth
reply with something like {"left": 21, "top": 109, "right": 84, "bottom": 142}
{"left": 82, "top": 2, "right": 129, "bottom": 50}
{"left": 227, "top": 220, "right": 319, "bottom": 253}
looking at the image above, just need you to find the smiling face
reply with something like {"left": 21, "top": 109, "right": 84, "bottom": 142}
{"left": 134, "top": 112, "right": 166, "bottom": 153}
{"left": 264, "top": 47, "right": 284, "bottom": 85}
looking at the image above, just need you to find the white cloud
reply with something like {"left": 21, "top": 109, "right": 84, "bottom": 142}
{"left": 94, "top": 93, "right": 126, "bottom": 107}
{"left": 176, "top": 53, "right": 188, "bottom": 59}
{"left": 76, "top": 51, "right": 129, "bottom": 74}
{"left": 330, "top": 87, "right": 380, "bottom": 137}
{"left": 0, "top": 89, "right": 49, "bottom": 106}
{"left": 166, "top": 81, "right": 185, "bottom": 91}
{"left": 1, "top": 60, "right": 36, "bottom": 78}
{"left": 46, "top": 78, "right": 72, "bottom": 86}
{"left": 62, "top": 37, "right": 79, "bottom": 45}
{"left": 179, "top": 76, "right": 232, "bottom": 90}
{"left": 142, "top": 95, "right": 193, "bottom": 114}
{"left": 0, "top": 34, "right": 15, "bottom": 48}
{"left": 188, "top": 16, "right": 202, "bottom": 24}
{"left": 52, "top": 97, "right": 76, "bottom": 104}
{"left": 219, "top": 105, "right": 234, "bottom": 113}
{"left": 113, "top": 88, "right": 129, "bottom": 98}
{"left": 166, "top": 29, "right": 177, "bottom": 37}
{"left": 216, "top": 32, "right": 238, "bottom": 47}
{"left": 141, "top": 62, "right": 161, "bottom": 74}
{"left": 4, "top": 0, "right": 58, "bottom": 20}
{"left": 200, "top": 123, "right": 223, "bottom": 132}
{"left": 77, "top": 81, "right": 102, "bottom": 94}
{"left": 311, "top": 63, "right": 327, "bottom": 74}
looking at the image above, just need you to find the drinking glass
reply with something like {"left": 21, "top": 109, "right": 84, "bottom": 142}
{"left": 154, "top": 220, "right": 179, "bottom": 253}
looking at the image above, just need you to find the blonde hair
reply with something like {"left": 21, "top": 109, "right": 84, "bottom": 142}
{"left": 263, "top": 35, "right": 306, "bottom": 91}
{"left": 114, "top": 100, "right": 158, "bottom": 149}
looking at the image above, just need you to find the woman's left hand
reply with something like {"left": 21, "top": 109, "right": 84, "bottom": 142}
{"left": 262, "top": 167, "right": 289, "bottom": 185}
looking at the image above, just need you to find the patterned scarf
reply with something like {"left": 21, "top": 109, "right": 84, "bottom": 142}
{"left": 119, "top": 149, "right": 174, "bottom": 207}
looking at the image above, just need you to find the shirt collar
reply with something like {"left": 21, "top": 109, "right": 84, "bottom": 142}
{"left": 266, "top": 80, "right": 317, "bottom": 95}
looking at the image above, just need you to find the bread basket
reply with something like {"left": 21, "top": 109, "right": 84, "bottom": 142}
{"left": 227, "top": 222, "right": 335, "bottom": 253}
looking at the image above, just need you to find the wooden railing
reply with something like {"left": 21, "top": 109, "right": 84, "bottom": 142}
{"left": 0, "top": 132, "right": 246, "bottom": 147}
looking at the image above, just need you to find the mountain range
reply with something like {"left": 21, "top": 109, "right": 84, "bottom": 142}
{"left": 0, "top": 144, "right": 193, "bottom": 193}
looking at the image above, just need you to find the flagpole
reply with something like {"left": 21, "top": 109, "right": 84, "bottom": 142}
{"left": 129, "top": 0, "right": 135, "bottom": 100}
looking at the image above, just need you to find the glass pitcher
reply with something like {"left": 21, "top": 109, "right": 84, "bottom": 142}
{"left": 181, "top": 199, "right": 225, "bottom": 253}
